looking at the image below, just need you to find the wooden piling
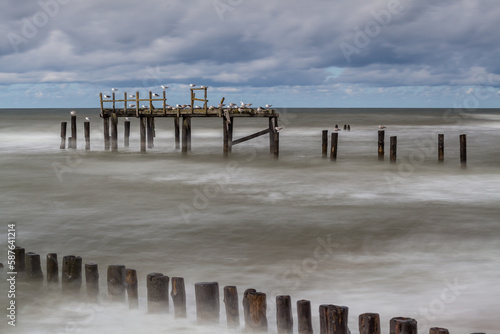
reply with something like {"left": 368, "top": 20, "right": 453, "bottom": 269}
{"left": 319, "top": 304, "right": 332, "bottom": 334}
{"left": 460, "top": 134, "right": 467, "bottom": 167}
{"left": 246, "top": 291, "right": 268, "bottom": 332}
{"left": 62, "top": 255, "right": 82, "bottom": 292}
{"left": 429, "top": 328, "right": 449, "bottom": 334}
{"left": 378, "top": 130, "right": 385, "bottom": 160}
{"left": 224, "top": 286, "right": 239, "bottom": 328}
{"left": 140, "top": 116, "right": 146, "bottom": 153}
{"left": 438, "top": 134, "right": 444, "bottom": 162}
{"left": 182, "top": 116, "right": 189, "bottom": 155}
{"left": 389, "top": 317, "right": 417, "bottom": 334}
{"left": 171, "top": 277, "right": 187, "bottom": 318}
{"left": 322, "top": 130, "right": 328, "bottom": 158}
{"left": 125, "top": 269, "right": 138, "bottom": 309}
{"left": 270, "top": 116, "right": 279, "bottom": 158}
{"left": 124, "top": 120, "right": 130, "bottom": 148}
{"left": 103, "top": 116, "right": 110, "bottom": 150}
{"left": 147, "top": 273, "right": 169, "bottom": 313}
{"left": 85, "top": 263, "right": 99, "bottom": 301}
{"left": 223, "top": 116, "right": 230, "bottom": 157}
{"left": 297, "top": 300, "right": 313, "bottom": 334}
{"left": 243, "top": 288, "right": 257, "bottom": 331}
{"left": 359, "top": 313, "right": 380, "bottom": 334}
{"left": 276, "top": 295, "right": 293, "bottom": 334}
{"left": 25, "top": 252, "right": 43, "bottom": 281}
{"left": 46, "top": 253, "right": 58, "bottom": 284}
{"left": 84, "top": 121, "right": 90, "bottom": 150}
{"left": 187, "top": 117, "right": 192, "bottom": 151}
{"left": 71, "top": 115, "right": 77, "bottom": 149}
{"left": 174, "top": 117, "right": 180, "bottom": 149}
{"left": 14, "top": 246, "right": 25, "bottom": 273}
{"left": 107, "top": 265, "right": 126, "bottom": 302}
{"left": 60, "top": 122, "right": 67, "bottom": 149}
{"left": 147, "top": 117, "right": 154, "bottom": 149}
{"left": 111, "top": 113, "right": 118, "bottom": 151}
{"left": 195, "top": 282, "right": 220, "bottom": 324}
{"left": 320, "top": 304, "right": 349, "bottom": 334}
{"left": 331, "top": 132, "right": 338, "bottom": 161}
{"left": 390, "top": 136, "right": 397, "bottom": 163}
{"left": 229, "top": 117, "right": 234, "bottom": 153}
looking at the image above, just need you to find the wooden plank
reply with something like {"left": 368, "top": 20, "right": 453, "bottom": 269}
{"left": 232, "top": 128, "right": 270, "bottom": 145}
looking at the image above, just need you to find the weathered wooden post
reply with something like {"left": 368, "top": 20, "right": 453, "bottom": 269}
{"left": 125, "top": 269, "right": 138, "bottom": 309}
{"left": 62, "top": 255, "right": 82, "bottom": 293}
{"left": 107, "top": 265, "right": 126, "bottom": 302}
{"left": 389, "top": 317, "right": 417, "bottom": 334}
{"left": 319, "top": 304, "right": 332, "bottom": 334}
{"left": 297, "top": 300, "right": 313, "bottom": 334}
{"left": 246, "top": 291, "right": 268, "bottom": 332}
{"left": 229, "top": 117, "right": 234, "bottom": 153}
{"left": 429, "top": 328, "right": 449, "bottom": 334}
{"left": 359, "top": 313, "right": 380, "bottom": 334}
{"left": 223, "top": 116, "right": 230, "bottom": 157}
{"left": 84, "top": 121, "right": 90, "bottom": 150}
{"left": 270, "top": 116, "right": 279, "bottom": 158}
{"left": 174, "top": 117, "right": 180, "bottom": 149}
{"left": 71, "top": 114, "right": 77, "bottom": 149}
{"left": 60, "top": 122, "right": 67, "bottom": 149}
{"left": 103, "top": 116, "right": 110, "bottom": 150}
{"left": 46, "top": 253, "right": 58, "bottom": 284}
{"left": 140, "top": 116, "right": 146, "bottom": 153}
{"left": 320, "top": 304, "right": 349, "bottom": 334}
{"left": 276, "top": 295, "right": 293, "bottom": 334}
{"left": 331, "top": 132, "right": 338, "bottom": 161}
{"left": 182, "top": 116, "right": 189, "bottom": 155}
{"left": 147, "top": 273, "right": 169, "bottom": 313}
{"left": 25, "top": 252, "right": 43, "bottom": 281}
{"left": 438, "top": 134, "right": 444, "bottom": 162}
{"left": 195, "top": 282, "right": 220, "bottom": 324}
{"left": 124, "top": 119, "right": 130, "bottom": 148}
{"left": 243, "top": 288, "right": 257, "bottom": 331}
{"left": 224, "top": 286, "right": 239, "bottom": 328}
{"left": 171, "top": 277, "right": 187, "bottom": 318}
{"left": 111, "top": 113, "right": 118, "bottom": 151}
{"left": 378, "top": 130, "right": 385, "bottom": 160}
{"left": 460, "top": 134, "right": 467, "bottom": 167}
{"left": 187, "top": 117, "right": 192, "bottom": 151}
{"left": 322, "top": 130, "right": 328, "bottom": 158}
{"left": 147, "top": 117, "right": 154, "bottom": 149}
{"left": 14, "top": 247, "right": 25, "bottom": 273}
{"left": 390, "top": 136, "right": 397, "bottom": 163}
{"left": 85, "top": 263, "right": 99, "bottom": 301}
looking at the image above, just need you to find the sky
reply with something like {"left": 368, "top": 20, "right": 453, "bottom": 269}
{"left": 1, "top": 0, "right": 500, "bottom": 108}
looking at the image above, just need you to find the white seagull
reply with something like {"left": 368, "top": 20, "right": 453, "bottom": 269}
{"left": 129, "top": 94, "right": 135, "bottom": 98}
{"left": 189, "top": 84, "right": 196, "bottom": 87}
{"left": 161, "top": 85, "right": 169, "bottom": 89}
{"left": 70, "top": 111, "right": 76, "bottom": 116}
{"left": 200, "top": 85, "right": 207, "bottom": 89}
{"left": 379, "top": 125, "right": 386, "bottom": 129}
{"left": 85, "top": 117, "right": 91, "bottom": 121}
{"left": 103, "top": 94, "right": 111, "bottom": 98}
{"left": 265, "top": 104, "right": 272, "bottom": 108}
{"left": 111, "top": 88, "right": 118, "bottom": 92}
{"left": 275, "top": 126, "right": 283, "bottom": 132}
{"left": 257, "top": 107, "right": 263, "bottom": 112}
{"left": 125, "top": 117, "right": 130, "bottom": 121}
{"left": 129, "top": 104, "right": 135, "bottom": 108}
{"left": 152, "top": 93, "right": 159, "bottom": 97}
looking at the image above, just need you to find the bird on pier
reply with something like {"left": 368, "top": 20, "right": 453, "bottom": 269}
{"left": 111, "top": 88, "right": 118, "bottom": 92}
{"left": 129, "top": 104, "right": 135, "bottom": 108}
{"left": 257, "top": 106, "right": 263, "bottom": 112}
{"left": 275, "top": 126, "right": 283, "bottom": 132}
{"left": 379, "top": 125, "right": 386, "bottom": 129}
{"left": 209, "top": 105, "right": 215, "bottom": 110}
{"left": 200, "top": 85, "right": 207, "bottom": 89}
{"left": 238, "top": 107, "right": 245, "bottom": 113}
{"left": 265, "top": 104, "right": 272, "bottom": 108}
{"left": 161, "top": 85, "right": 169, "bottom": 90}
{"left": 85, "top": 117, "right": 91, "bottom": 121}
{"left": 152, "top": 93, "right": 160, "bottom": 97}
{"left": 176, "top": 104, "right": 182, "bottom": 108}
{"left": 70, "top": 111, "right": 76, "bottom": 116}
{"left": 103, "top": 94, "right": 111, "bottom": 98}
{"left": 189, "top": 84, "right": 196, "bottom": 87}
{"left": 125, "top": 117, "right": 130, "bottom": 121}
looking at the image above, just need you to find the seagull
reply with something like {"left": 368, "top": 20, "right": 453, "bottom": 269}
{"left": 257, "top": 107, "right": 263, "bottom": 112}
{"left": 200, "top": 85, "right": 207, "bottom": 89}
{"left": 379, "top": 125, "right": 386, "bottom": 129}
{"left": 161, "top": 85, "right": 169, "bottom": 89}
{"left": 129, "top": 104, "right": 135, "bottom": 108}
{"left": 111, "top": 88, "right": 118, "bottom": 92}
{"left": 189, "top": 84, "right": 196, "bottom": 87}
{"left": 275, "top": 126, "right": 283, "bottom": 132}
{"left": 152, "top": 93, "right": 159, "bottom": 97}
{"left": 238, "top": 107, "right": 245, "bottom": 113}
{"left": 265, "top": 104, "right": 272, "bottom": 108}
{"left": 85, "top": 117, "right": 91, "bottom": 121}
{"left": 209, "top": 105, "right": 215, "bottom": 110}
{"left": 125, "top": 117, "right": 130, "bottom": 121}
{"left": 218, "top": 103, "right": 225, "bottom": 108}
{"left": 141, "top": 105, "right": 148, "bottom": 108}
{"left": 70, "top": 111, "right": 76, "bottom": 116}
{"left": 129, "top": 94, "right": 135, "bottom": 98}
{"left": 103, "top": 94, "right": 111, "bottom": 98}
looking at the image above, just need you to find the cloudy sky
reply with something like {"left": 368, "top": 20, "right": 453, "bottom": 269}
{"left": 1, "top": 0, "right": 499, "bottom": 108}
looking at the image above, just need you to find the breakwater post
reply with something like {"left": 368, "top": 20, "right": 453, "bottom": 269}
{"left": 276, "top": 295, "right": 293, "bottom": 334}
{"left": 378, "top": 130, "right": 385, "bottom": 160}
{"left": 84, "top": 121, "right": 90, "bottom": 150}
{"left": 171, "top": 277, "right": 187, "bottom": 318}
{"left": 330, "top": 132, "right": 338, "bottom": 161}
{"left": 60, "top": 122, "right": 67, "bottom": 149}
{"left": 224, "top": 285, "right": 239, "bottom": 328}
{"left": 85, "top": 263, "right": 99, "bottom": 301}
{"left": 124, "top": 119, "right": 130, "bottom": 148}
{"left": 390, "top": 136, "right": 397, "bottom": 163}
{"left": 359, "top": 313, "right": 380, "bottom": 334}
{"left": 297, "top": 300, "right": 313, "bottom": 334}
{"left": 460, "top": 134, "right": 467, "bottom": 167}
{"left": 322, "top": 130, "right": 328, "bottom": 158}
{"left": 195, "top": 282, "right": 220, "bottom": 324}
{"left": 390, "top": 317, "right": 417, "bottom": 334}
{"left": 438, "top": 134, "right": 444, "bottom": 162}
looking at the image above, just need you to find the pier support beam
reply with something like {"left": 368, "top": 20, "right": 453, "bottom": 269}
{"left": 147, "top": 117, "right": 154, "bottom": 149}
{"left": 269, "top": 116, "right": 279, "bottom": 158}
{"left": 124, "top": 120, "right": 130, "bottom": 148}
{"left": 182, "top": 116, "right": 191, "bottom": 155}
{"left": 84, "top": 121, "right": 90, "bottom": 150}
{"left": 103, "top": 116, "right": 110, "bottom": 151}
{"left": 223, "top": 116, "right": 233, "bottom": 157}
{"left": 140, "top": 116, "right": 146, "bottom": 153}
{"left": 438, "top": 134, "right": 444, "bottom": 162}
{"left": 111, "top": 113, "right": 118, "bottom": 151}
{"left": 174, "top": 117, "right": 180, "bottom": 149}
{"left": 331, "top": 132, "right": 338, "bottom": 161}
{"left": 70, "top": 115, "right": 77, "bottom": 149}
{"left": 322, "top": 130, "right": 328, "bottom": 158}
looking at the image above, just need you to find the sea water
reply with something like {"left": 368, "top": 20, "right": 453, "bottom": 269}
{"left": 0, "top": 108, "right": 499, "bottom": 334}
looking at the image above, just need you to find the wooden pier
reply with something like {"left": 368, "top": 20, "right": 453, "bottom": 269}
{"left": 98, "top": 87, "right": 280, "bottom": 157}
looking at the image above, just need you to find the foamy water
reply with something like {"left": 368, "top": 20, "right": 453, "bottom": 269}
{"left": 0, "top": 108, "right": 499, "bottom": 334}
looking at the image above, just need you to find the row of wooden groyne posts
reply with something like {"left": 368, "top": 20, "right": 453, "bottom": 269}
{"left": 8, "top": 246, "right": 469, "bottom": 334}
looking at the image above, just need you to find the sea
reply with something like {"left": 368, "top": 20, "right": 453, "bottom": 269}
{"left": 0, "top": 107, "right": 499, "bottom": 334}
